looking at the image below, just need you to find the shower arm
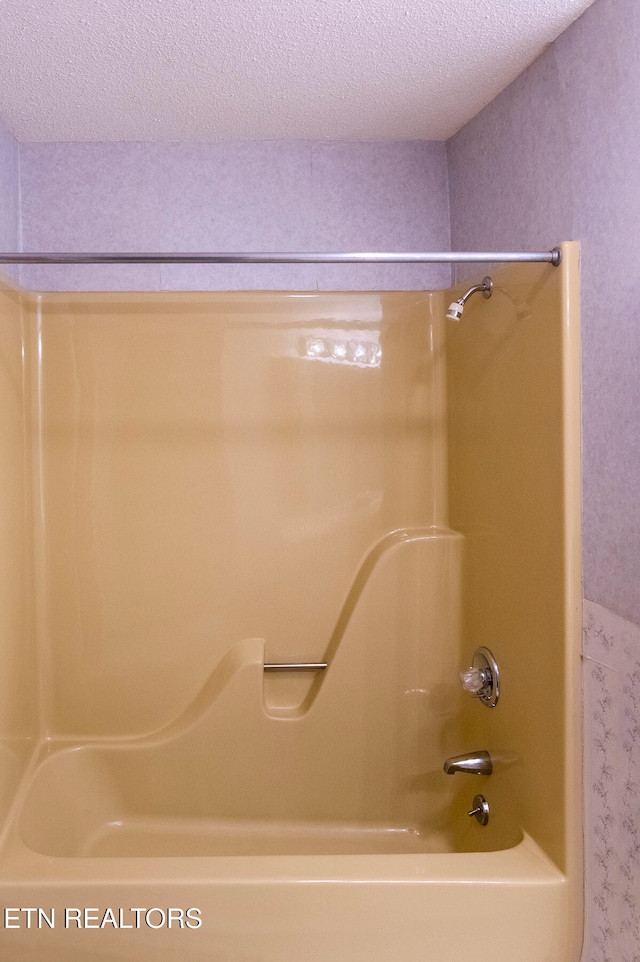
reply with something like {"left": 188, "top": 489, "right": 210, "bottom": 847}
{"left": 457, "top": 279, "right": 493, "bottom": 304}
{"left": 0, "top": 249, "right": 562, "bottom": 265}
{"left": 445, "top": 275, "right": 493, "bottom": 320}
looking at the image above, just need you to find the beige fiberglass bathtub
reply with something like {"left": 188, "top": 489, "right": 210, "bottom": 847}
{"left": 0, "top": 245, "right": 582, "bottom": 961}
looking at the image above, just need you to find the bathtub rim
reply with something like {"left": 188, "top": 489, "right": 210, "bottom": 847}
{"left": 0, "top": 824, "right": 565, "bottom": 885}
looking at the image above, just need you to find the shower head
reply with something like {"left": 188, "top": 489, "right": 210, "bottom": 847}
{"left": 445, "top": 301, "right": 465, "bottom": 321}
{"left": 446, "top": 276, "right": 493, "bottom": 321}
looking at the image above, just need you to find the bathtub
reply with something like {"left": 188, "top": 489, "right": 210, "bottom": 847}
{"left": 0, "top": 251, "right": 582, "bottom": 960}
{"left": 0, "top": 526, "right": 580, "bottom": 961}
{"left": 0, "top": 828, "right": 570, "bottom": 961}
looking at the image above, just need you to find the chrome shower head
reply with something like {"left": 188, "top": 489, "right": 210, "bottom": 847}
{"left": 446, "top": 276, "right": 493, "bottom": 321}
{"left": 446, "top": 300, "right": 465, "bottom": 321}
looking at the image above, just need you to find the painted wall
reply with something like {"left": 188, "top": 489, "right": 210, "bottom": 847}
{"left": 0, "top": 115, "right": 19, "bottom": 254}
{"left": 0, "top": 115, "right": 20, "bottom": 285}
{"left": 19, "top": 141, "right": 451, "bottom": 292}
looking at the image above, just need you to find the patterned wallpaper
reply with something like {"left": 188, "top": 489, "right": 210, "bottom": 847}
{"left": 583, "top": 599, "right": 640, "bottom": 962}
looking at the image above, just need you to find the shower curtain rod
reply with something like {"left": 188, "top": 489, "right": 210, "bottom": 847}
{"left": 0, "top": 248, "right": 562, "bottom": 266}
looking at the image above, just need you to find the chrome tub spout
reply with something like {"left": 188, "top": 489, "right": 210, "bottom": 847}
{"left": 443, "top": 750, "right": 493, "bottom": 775}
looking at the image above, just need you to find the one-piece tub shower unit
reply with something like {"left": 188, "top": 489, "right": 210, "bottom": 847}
{"left": 0, "top": 244, "right": 581, "bottom": 961}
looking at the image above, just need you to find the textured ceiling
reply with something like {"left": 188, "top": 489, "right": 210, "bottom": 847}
{"left": 0, "top": 0, "right": 595, "bottom": 142}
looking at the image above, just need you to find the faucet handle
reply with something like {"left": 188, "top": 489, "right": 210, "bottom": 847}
{"left": 460, "top": 666, "right": 489, "bottom": 694}
{"left": 460, "top": 647, "right": 500, "bottom": 707}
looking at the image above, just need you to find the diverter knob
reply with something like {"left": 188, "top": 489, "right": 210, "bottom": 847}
{"left": 468, "top": 794, "right": 490, "bottom": 825}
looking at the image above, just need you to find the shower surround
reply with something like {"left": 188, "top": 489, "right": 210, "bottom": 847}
{"left": 0, "top": 247, "right": 581, "bottom": 960}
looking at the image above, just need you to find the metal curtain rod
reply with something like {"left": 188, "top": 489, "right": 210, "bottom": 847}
{"left": 0, "top": 248, "right": 562, "bottom": 266}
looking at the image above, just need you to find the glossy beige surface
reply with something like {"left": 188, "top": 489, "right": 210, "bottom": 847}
{"left": 37, "top": 292, "right": 446, "bottom": 734}
{"left": 0, "top": 258, "right": 582, "bottom": 962}
{"left": 0, "top": 277, "right": 37, "bottom": 830}
{"left": 0, "top": 831, "right": 570, "bottom": 962}
{"left": 446, "top": 242, "right": 583, "bottom": 950}
{"left": 20, "top": 529, "right": 479, "bottom": 858}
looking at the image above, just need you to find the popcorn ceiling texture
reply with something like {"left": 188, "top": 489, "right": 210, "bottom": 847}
{"left": 0, "top": 0, "right": 594, "bottom": 142}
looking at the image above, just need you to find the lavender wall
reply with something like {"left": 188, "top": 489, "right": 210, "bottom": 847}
{"left": 448, "top": 0, "right": 640, "bottom": 628}
{"left": 0, "top": 115, "right": 20, "bottom": 271}
{"left": 19, "top": 141, "right": 451, "bottom": 291}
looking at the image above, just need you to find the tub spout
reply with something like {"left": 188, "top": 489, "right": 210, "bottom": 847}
{"left": 443, "top": 750, "right": 493, "bottom": 775}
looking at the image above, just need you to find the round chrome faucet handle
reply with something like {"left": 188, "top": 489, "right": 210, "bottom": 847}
{"left": 468, "top": 795, "right": 490, "bottom": 825}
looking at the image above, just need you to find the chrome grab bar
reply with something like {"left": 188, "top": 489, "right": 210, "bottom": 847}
{"left": 263, "top": 662, "right": 328, "bottom": 672}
